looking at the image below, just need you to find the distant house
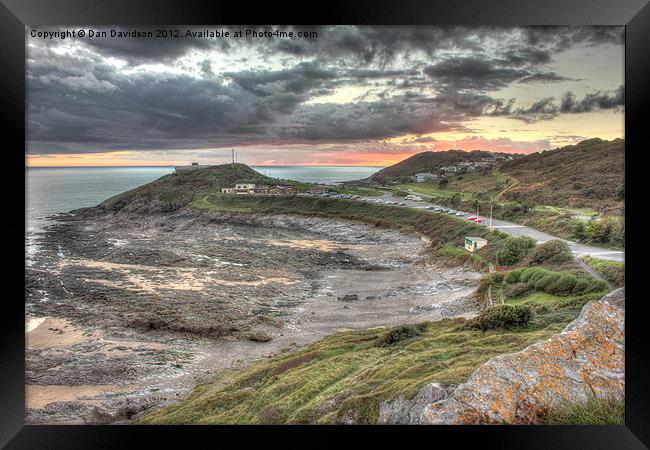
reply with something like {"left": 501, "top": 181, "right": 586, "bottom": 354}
{"left": 175, "top": 162, "right": 200, "bottom": 173}
{"left": 415, "top": 172, "right": 437, "bottom": 182}
{"left": 221, "top": 182, "right": 297, "bottom": 196}
{"left": 235, "top": 183, "right": 256, "bottom": 194}
{"left": 464, "top": 237, "right": 488, "bottom": 253}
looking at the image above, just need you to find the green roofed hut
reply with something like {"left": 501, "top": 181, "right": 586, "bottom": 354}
{"left": 465, "top": 236, "right": 487, "bottom": 253}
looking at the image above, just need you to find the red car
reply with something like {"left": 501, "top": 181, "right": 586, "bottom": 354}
{"left": 474, "top": 218, "right": 483, "bottom": 223}
{"left": 467, "top": 216, "right": 476, "bottom": 221}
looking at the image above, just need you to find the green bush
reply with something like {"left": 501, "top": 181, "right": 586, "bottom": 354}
{"left": 504, "top": 268, "right": 525, "bottom": 284}
{"left": 488, "top": 272, "right": 505, "bottom": 285}
{"left": 587, "top": 279, "right": 609, "bottom": 293}
{"left": 526, "top": 268, "right": 550, "bottom": 287}
{"left": 519, "top": 267, "right": 545, "bottom": 283}
{"left": 467, "top": 304, "right": 534, "bottom": 331}
{"left": 527, "top": 240, "right": 573, "bottom": 266}
{"left": 503, "top": 282, "right": 530, "bottom": 298}
{"left": 534, "top": 273, "right": 561, "bottom": 291}
{"left": 376, "top": 324, "right": 426, "bottom": 347}
{"left": 572, "top": 277, "right": 591, "bottom": 295}
{"left": 496, "top": 236, "right": 537, "bottom": 266}
{"left": 547, "top": 274, "right": 578, "bottom": 295}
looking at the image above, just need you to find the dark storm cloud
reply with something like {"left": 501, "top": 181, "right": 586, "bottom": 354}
{"left": 281, "top": 99, "right": 467, "bottom": 141}
{"left": 423, "top": 56, "right": 570, "bottom": 91}
{"left": 423, "top": 57, "right": 530, "bottom": 91}
{"left": 508, "top": 87, "right": 624, "bottom": 122}
{"left": 26, "top": 25, "right": 624, "bottom": 154}
{"left": 524, "top": 26, "right": 624, "bottom": 51}
{"left": 560, "top": 86, "right": 624, "bottom": 113}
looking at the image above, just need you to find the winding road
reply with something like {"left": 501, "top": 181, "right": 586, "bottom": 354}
{"left": 360, "top": 192, "right": 624, "bottom": 262}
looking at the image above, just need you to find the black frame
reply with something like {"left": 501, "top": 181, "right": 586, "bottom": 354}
{"left": 3, "top": 0, "right": 649, "bottom": 448}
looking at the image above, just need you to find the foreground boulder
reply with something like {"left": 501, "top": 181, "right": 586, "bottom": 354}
{"left": 379, "top": 288, "right": 625, "bottom": 424}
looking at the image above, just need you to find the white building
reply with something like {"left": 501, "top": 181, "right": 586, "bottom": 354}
{"left": 235, "top": 183, "right": 256, "bottom": 195}
{"left": 464, "top": 236, "right": 488, "bottom": 253}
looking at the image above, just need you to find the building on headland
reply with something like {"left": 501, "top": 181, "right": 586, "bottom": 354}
{"left": 414, "top": 172, "right": 438, "bottom": 183}
{"left": 221, "top": 182, "right": 298, "bottom": 196}
{"left": 175, "top": 162, "right": 200, "bottom": 173}
{"left": 464, "top": 236, "right": 488, "bottom": 253}
{"left": 235, "top": 183, "right": 256, "bottom": 194}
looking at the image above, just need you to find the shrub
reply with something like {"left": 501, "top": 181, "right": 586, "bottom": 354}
{"left": 572, "top": 277, "right": 591, "bottom": 295}
{"left": 488, "top": 272, "right": 505, "bottom": 285}
{"left": 534, "top": 273, "right": 561, "bottom": 291}
{"left": 503, "top": 282, "right": 530, "bottom": 298}
{"left": 467, "top": 304, "right": 534, "bottom": 331}
{"left": 526, "top": 268, "right": 550, "bottom": 287}
{"left": 519, "top": 267, "right": 544, "bottom": 283}
{"left": 496, "top": 236, "right": 537, "bottom": 266}
{"left": 586, "top": 279, "right": 609, "bottom": 293}
{"left": 376, "top": 324, "right": 425, "bottom": 347}
{"left": 527, "top": 240, "right": 573, "bottom": 266}
{"left": 547, "top": 274, "right": 578, "bottom": 295}
{"left": 504, "top": 268, "right": 525, "bottom": 284}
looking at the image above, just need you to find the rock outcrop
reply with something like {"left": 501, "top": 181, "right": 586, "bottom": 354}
{"left": 379, "top": 288, "right": 625, "bottom": 424}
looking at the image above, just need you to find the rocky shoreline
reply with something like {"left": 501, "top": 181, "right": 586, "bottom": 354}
{"left": 26, "top": 209, "right": 482, "bottom": 424}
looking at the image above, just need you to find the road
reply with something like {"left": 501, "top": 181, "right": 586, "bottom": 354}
{"left": 359, "top": 192, "right": 624, "bottom": 262}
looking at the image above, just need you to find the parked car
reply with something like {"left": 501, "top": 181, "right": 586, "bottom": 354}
{"left": 426, "top": 205, "right": 435, "bottom": 210}
{"left": 455, "top": 212, "right": 464, "bottom": 216}
{"left": 398, "top": 202, "right": 406, "bottom": 206}
{"left": 474, "top": 218, "right": 483, "bottom": 223}
{"left": 467, "top": 216, "right": 476, "bottom": 220}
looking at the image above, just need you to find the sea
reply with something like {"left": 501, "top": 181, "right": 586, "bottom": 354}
{"left": 25, "top": 166, "right": 381, "bottom": 233}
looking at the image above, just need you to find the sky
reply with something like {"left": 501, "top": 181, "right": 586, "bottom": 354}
{"left": 26, "top": 26, "right": 624, "bottom": 167}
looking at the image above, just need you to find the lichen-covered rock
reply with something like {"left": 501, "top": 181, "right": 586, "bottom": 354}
{"left": 381, "top": 288, "right": 625, "bottom": 424}
{"left": 378, "top": 383, "right": 455, "bottom": 424}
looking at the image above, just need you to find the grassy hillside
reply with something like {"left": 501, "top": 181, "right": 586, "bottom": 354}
{"left": 363, "top": 149, "right": 517, "bottom": 184}
{"left": 140, "top": 293, "right": 601, "bottom": 424}
{"left": 77, "top": 163, "right": 302, "bottom": 215}
{"left": 499, "top": 138, "right": 624, "bottom": 213}
{"left": 376, "top": 139, "right": 624, "bottom": 248}
{"left": 381, "top": 138, "right": 624, "bottom": 215}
